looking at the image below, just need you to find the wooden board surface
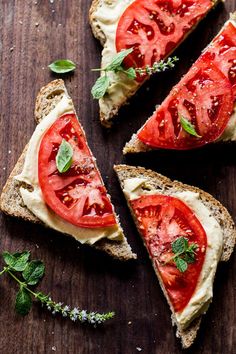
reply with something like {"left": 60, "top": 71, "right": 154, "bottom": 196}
{"left": 1, "top": 1, "right": 236, "bottom": 353}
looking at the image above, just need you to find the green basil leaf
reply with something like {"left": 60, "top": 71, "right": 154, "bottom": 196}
{"left": 22, "top": 260, "right": 45, "bottom": 286}
{"left": 122, "top": 67, "right": 137, "bottom": 80}
{"left": 175, "top": 258, "right": 188, "bottom": 273}
{"left": 15, "top": 288, "right": 32, "bottom": 316}
{"left": 105, "top": 48, "right": 133, "bottom": 71}
{"left": 180, "top": 115, "right": 202, "bottom": 138}
{"left": 48, "top": 59, "right": 76, "bottom": 74}
{"left": 91, "top": 75, "right": 110, "bottom": 99}
{"left": 183, "top": 253, "right": 196, "bottom": 264}
{"left": 56, "top": 139, "right": 73, "bottom": 173}
{"left": 172, "top": 237, "right": 188, "bottom": 255}
{"left": 3, "top": 251, "right": 30, "bottom": 271}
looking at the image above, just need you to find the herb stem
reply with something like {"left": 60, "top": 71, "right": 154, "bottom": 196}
{"left": 0, "top": 267, "right": 8, "bottom": 276}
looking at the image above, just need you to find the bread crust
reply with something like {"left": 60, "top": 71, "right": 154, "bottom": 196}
{"left": 0, "top": 80, "right": 136, "bottom": 261}
{"left": 89, "top": 0, "right": 221, "bottom": 127}
{"left": 114, "top": 164, "right": 236, "bottom": 347}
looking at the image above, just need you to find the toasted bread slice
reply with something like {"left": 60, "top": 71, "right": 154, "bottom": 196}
{"left": 89, "top": 0, "right": 220, "bottom": 127}
{"left": 0, "top": 80, "right": 136, "bottom": 261}
{"left": 114, "top": 164, "right": 236, "bottom": 347}
{"left": 124, "top": 13, "right": 236, "bottom": 154}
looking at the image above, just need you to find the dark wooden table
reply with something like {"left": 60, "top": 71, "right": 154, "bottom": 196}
{"left": 1, "top": 1, "right": 236, "bottom": 353}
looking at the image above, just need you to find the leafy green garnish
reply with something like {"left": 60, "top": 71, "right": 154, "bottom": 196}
{"left": 171, "top": 237, "right": 198, "bottom": 273}
{"left": 56, "top": 139, "right": 73, "bottom": 173}
{"left": 15, "top": 288, "right": 32, "bottom": 316}
{"left": 0, "top": 250, "right": 115, "bottom": 325}
{"left": 22, "top": 260, "right": 45, "bottom": 286}
{"left": 91, "top": 51, "right": 179, "bottom": 99}
{"left": 91, "top": 75, "right": 110, "bottom": 100}
{"left": 180, "top": 115, "right": 202, "bottom": 138}
{"left": 48, "top": 59, "right": 76, "bottom": 74}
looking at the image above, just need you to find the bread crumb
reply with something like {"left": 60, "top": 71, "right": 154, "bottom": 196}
{"left": 35, "top": 22, "right": 39, "bottom": 27}
{"left": 8, "top": 150, "right": 11, "bottom": 154}
{"left": 128, "top": 321, "right": 132, "bottom": 325}
{"left": 10, "top": 47, "right": 14, "bottom": 52}
{"left": 51, "top": 346, "right": 56, "bottom": 351}
{"left": 19, "top": 20, "right": 23, "bottom": 25}
{"left": 35, "top": 244, "right": 39, "bottom": 249}
{"left": 136, "top": 347, "right": 142, "bottom": 352}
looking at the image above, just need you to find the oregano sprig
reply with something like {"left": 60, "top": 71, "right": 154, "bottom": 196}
{"left": 0, "top": 251, "right": 114, "bottom": 325}
{"left": 170, "top": 237, "right": 198, "bottom": 273}
{"left": 91, "top": 48, "right": 179, "bottom": 99}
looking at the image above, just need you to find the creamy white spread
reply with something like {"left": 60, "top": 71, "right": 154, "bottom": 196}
{"left": 15, "top": 95, "right": 123, "bottom": 245}
{"left": 219, "top": 103, "right": 236, "bottom": 142}
{"left": 94, "top": 0, "right": 139, "bottom": 118}
{"left": 123, "top": 178, "right": 223, "bottom": 329}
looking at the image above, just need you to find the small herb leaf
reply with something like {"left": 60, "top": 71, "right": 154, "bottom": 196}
{"left": 56, "top": 139, "right": 73, "bottom": 173}
{"left": 172, "top": 237, "right": 188, "bottom": 255}
{"left": 105, "top": 48, "right": 133, "bottom": 71}
{"left": 180, "top": 115, "right": 202, "bottom": 138}
{"left": 91, "top": 75, "right": 110, "bottom": 99}
{"left": 122, "top": 67, "right": 137, "bottom": 80}
{"left": 23, "top": 260, "right": 45, "bottom": 286}
{"left": 15, "top": 288, "right": 32, "bottom": 316}
{"left": 175, "top": 258, "right": 188, "bottom": 273}
{"left": 48, "top": 59, "right": 76, "bottom": 74}
{"left": 3, "top": 251, "right": 30, "bottom": 271}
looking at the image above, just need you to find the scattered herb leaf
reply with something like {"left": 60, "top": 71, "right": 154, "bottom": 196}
{"left": 180, "top": 115, "right": 202, "bottom": 138}
{"left": 91, "top": 51, "right": 178, "bottom": 99}
{"left": 0, "top": 251, "right": 115, "bottom": 325}
{"left": 91, "top": 75, "right": 110, "bottom": 99}
{"left": 48, "top": 59, "right": 76, "bottom": 74}
{"left": 22, "top": 260, "right": 45, "bottom": 286}
{"left": 171, "top": 237, "right": 198, "bottom": 273}
{"left": 56, "top": 139, "right": 73, "bottom": 173}
{"left": 105, "top": 48, "right": 133, "bottom": 72}
{"left": 15, "top": 288, "right": 32, "bottom": 316}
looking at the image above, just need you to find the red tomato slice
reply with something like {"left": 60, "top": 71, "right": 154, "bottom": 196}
{"left": 38, "top": 113, "right": 116, "bottom": 228}
{"left": 116, "top": 0, "right": 213, "bottom": 69}
{"left": 202, "top": 22, "right": 236, "bottom": 98}
{"left": 138, "top": 57, "right": 234, "bottom": 149}
{"left": 130, "top": 195, "right": 207, "bottom": 312}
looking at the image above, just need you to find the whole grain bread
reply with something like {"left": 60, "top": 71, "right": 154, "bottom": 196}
{"left": 114, "top": 164, "right": 236, "bottom": 348}
{"left": 0, "top": 80, "right": 136, "bottom": 261}
{"left": 89, "top": 0, "right": 220, "bottom": 128}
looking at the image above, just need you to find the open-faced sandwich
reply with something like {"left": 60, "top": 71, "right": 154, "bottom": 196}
{"left": 124, "top": 13, "right": 236, "bottom": 153}
{"left": 89, "top": 0, "right": 221, "bottom": 127}
{"left": 0, "top": 80, "right": 136, "bottom": 261}
{"left": 114, "top": 164, "right": 236, "bottom": 348}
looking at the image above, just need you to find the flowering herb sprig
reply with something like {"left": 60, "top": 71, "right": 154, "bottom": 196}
{"left": 91, "top": 48, "right": 179, "bottom": 99}
{"left": 0, "top": 251, "right": 114, "bottom": 325}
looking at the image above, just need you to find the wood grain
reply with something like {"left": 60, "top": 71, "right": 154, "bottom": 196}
{"left": 1, "top": 1, "right": 236, "bottom": 353}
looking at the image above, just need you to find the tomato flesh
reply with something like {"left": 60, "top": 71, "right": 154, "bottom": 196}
{"left": 116, "top": 0, "right": 213, "bottom": 70}
{"left": 202, "top": 22, "right": 236, "bottom": 98}
{"left": 130, "top": 195, "right": 207, "bottom": 312}
{"left": 38, "top": 113, "right": 116, "bottom": 228}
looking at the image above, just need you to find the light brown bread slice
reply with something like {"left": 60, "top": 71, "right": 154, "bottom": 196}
{"left": 0, "top": 80, "right": 136, "bottom": 261}
{"left": 89, "top": 0, "right": 220, "bottom": 127}
{"left": 114, "top": 164, "right": 236, "bottom": 347}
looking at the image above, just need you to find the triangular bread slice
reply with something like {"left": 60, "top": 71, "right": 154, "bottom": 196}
{"left": 114, "top": 164, "right": 236, "bottom": 347}
{"left": 0, "top": 80, "right": 136, "bottom": 261}
{"left": 89, "top": 0, "right": 220, "bottom": 127}
{"left": 124, "top": 13, "right": 236, "bottom": 154}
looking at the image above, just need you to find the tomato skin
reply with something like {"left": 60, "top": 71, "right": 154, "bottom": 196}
{"left": 116, "top": 0, "right": 213, "bottom": 70}
{"left": 130, "top": 194, "right": 207, "bottom": 312}
{"left": 38, "top": 113, "right": 116, "bottom": 228}
{"left": 137, "top": 58, "right": 234, "bottom": 149}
